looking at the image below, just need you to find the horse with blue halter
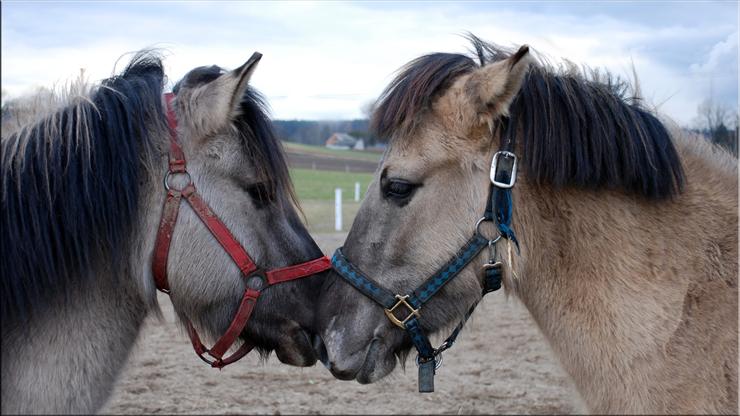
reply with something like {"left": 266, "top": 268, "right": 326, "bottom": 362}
{"left": 316, "top": 35, "right": 737, "bottom": 413}
{"left": 1, "top": 51, "right": 330, "bottom": 414}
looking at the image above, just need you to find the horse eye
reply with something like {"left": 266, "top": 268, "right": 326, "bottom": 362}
{"left": 244, "top": 183, "right": 271, "bottom": 208}
{"left": 383, "top": 179, "right": 419, "bottom": 201}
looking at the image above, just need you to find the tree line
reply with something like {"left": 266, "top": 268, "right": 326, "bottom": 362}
{"left": 273, "top": 119, "right": 379, "bottom": 147}
{"left": 691, "top": 98, "right": 738, "bottom": 157}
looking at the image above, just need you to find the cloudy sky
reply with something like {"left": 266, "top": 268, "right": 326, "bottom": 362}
{"left": 2, "top": 1, "right": 737, "bottom": 126}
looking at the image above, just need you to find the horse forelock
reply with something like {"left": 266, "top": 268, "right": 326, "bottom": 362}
{"left": 371, "top": 52, "right": 477, "bottom": 140}
{"left": 373, "top": 34, "right": 686, "bottom": 199}
{"left": 1, "top": 50, "right": 166, "bottom": 319}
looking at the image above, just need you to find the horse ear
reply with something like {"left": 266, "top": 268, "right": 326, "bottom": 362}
{"left": 227, "top": 52, "right": 262, "bottom": 115}
{"left": 466, "top": 45, "right": 531, "bottom": 118}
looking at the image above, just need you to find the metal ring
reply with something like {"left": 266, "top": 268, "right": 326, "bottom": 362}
{"left": 164, "top": 170, "right": 192, "bottom": 191}
{"left": 415, "top": 353, "right": 443, "bottom": 370}
{"left": 475, "top": 217, "right": 502, "bottom": 244}
{"left": 245, "top": 273, "right": 267, "bottom": 291}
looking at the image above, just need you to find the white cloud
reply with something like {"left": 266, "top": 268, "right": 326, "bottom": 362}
{"left": 690, "top": 32, "right": 738, "bottom": 74}
{"left": 1, "top": 1, "right": 737, "bottom": 125}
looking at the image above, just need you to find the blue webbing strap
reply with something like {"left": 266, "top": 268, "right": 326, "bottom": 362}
{"left": 409, "top": 234, "right": 489, "bottom": 307}
{"left": 331, "top": 249, "right": 397, "bottom": 309}
{"left": 405, "top": 317, "right": 436, "bottom": 392}
{"left": 492, "top": 187, "right": 520, "bottom": 253}
{"left": 435, "top": 263, "right": 503, "bottom": 355}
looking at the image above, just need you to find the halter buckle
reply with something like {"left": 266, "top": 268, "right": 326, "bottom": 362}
{"left": 490, "top": 151, "right": 518, "bottom": 188}
{"left": 384, "top": 295, "right": 420, "bottom": 329}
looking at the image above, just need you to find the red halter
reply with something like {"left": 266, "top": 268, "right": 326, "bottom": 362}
{"left": 152, "top": 93, "right": 331, "bottom": 368}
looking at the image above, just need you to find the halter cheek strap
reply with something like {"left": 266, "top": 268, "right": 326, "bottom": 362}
{"left": 153, "top": 92, "right": 331, "bottom": 368}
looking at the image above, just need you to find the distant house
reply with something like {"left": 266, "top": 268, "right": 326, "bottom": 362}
{"left": 325, "top": 133, "right": 364, "bottom": 150}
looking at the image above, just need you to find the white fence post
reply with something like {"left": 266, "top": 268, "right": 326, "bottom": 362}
{"left": 334, "top": 188, "right": 342, "bottom": 231}
{"left": 354, "top": 182, "right": 361, "bottom": 202}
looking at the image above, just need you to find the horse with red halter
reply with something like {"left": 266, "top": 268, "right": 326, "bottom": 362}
{"left": 1, "top": 51, "right": 330, "bottom": 413}
{"left": 316, "top": 36, "right": 737, "bottom": 413}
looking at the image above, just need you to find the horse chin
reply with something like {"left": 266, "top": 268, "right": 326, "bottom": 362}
{"left": 354, "top": 338, "right": 397, "bottom": 384}
{"left": 319, "top": 335, "right": 397, "bottom": 383}
{"left": 266, "top": 321, "right": 318, "bottom": 367}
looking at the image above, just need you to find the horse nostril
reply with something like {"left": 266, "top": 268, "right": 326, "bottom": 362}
{"left": 312, "top": 333, "right": 330, "bottom": 369}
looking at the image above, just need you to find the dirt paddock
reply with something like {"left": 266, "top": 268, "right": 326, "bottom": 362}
{"left": 102, "top": 233, "right": 580, "bottom": 414}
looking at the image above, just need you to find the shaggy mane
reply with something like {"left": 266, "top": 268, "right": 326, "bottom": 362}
{"left": 1, "top": 51, "right": 166, "bottom": 318}
{"left": 372, "top": 34, "right": 685, "bottom": 199}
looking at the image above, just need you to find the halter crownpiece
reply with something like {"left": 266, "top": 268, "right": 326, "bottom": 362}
{"left": 331, "top": 139, "right": 519, "bottom": 392}
{"left": 153, "top": 92, "right": 331, "bottom": 368}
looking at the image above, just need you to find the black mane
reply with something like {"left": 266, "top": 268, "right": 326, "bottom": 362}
{"left": 1, "top": 52, "right": 166, "bottom": 319}
{"left": 235, "top": 87, "right": 298, "bottom": 208}
{"left": 372, "top": 35, "right": 685, "bottom": 199}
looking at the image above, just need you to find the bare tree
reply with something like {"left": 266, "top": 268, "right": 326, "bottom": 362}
{"left": 693, "top": 97, "right": 738, "bottom": 157}
{"left": 696, "top": 97, "right": 731, "bottom": 135}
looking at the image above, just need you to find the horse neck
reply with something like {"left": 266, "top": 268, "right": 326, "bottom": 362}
{"left": 1, "top": 259, "right": 151, "bottom": 413}
{"left": 506, "top": 140, "right": 737, "bottom": 412}
{"left": 0, "top": 164, "right": 166, "bottom": 413}
{"left": 0, "top": 137, "right": 166, "bottom": 415}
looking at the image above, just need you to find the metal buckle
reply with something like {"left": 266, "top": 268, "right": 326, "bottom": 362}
{"left": 384, "top": 295, "right": 420, "bottom": 329}
{"left": 490, "top": 151, "right": 518, "bottom": 188}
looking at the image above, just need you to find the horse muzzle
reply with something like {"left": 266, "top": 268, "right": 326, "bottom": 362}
{"left": 314, "top": 324, "right": 399, "bottom": 383}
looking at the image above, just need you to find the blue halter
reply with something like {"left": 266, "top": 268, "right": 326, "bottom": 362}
{"left": 331, "top": 149, "right": 519, "bottom": 393}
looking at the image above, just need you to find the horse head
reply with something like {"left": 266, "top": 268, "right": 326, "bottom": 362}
{"left": 315, "top": 42, "right": 533, "bottom": 383}
{"left": 160, "top": 53, "right": 329, "bottom": 366}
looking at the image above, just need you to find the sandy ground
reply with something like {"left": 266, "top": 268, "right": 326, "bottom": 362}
{"left": 102, "top": 233, "right": 580, "bottom": 415}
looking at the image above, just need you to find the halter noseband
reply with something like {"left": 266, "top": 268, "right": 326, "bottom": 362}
{"left": 331, "top": 143, "right": 519, "bottom": 392}
{"left": 153, "top": 92, "right": 331, "bottom": 368}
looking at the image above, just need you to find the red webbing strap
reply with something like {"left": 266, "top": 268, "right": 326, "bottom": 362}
{"left": 266, "top": 256, "right": 332, "bottom": 285}
{"left": 181, "top": 185, "right": 259, "bottom": 277}
{"left": 185, "top": 321, "right": 255, "bottom": 367}
{"left": 186, "top": 321, "right": 208, "bottom": 356}
{"left": 209, "top": 288, "right": 260, "bottom": 359}
{"left": 185, "top": 288, "right": 260, "bottom": 368}
{"left": 163, "top": 92, "right": 186, "bottom": 173}
{"left": 152, "top": 189, "right": 182, "bottom": 292}
{"left": 216, "top": 339, "right": 255, "bottom": 367}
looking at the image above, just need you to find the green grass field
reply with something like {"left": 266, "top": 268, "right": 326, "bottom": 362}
{"left": 283, "top": 141, "right": 382, "bottom": 163}
{"left": 289, "top": 168, "right": 374, "bottom": 233}
{"left": 289, "top": 168, "right": 374, "bottom": 201}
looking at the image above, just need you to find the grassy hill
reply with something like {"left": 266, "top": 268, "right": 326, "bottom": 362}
{"left": 283, "top": 141, "right": 382, "bottom": 162}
